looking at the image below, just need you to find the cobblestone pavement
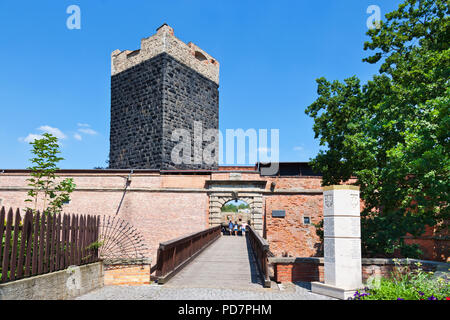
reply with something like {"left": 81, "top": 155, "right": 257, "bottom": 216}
{"left": 76, "top": 282, "right": 335, "bottom": 300}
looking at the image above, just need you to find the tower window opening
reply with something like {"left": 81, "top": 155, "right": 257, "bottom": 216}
{"left": 194, "top": 51, "right": 207, "bottom": 62}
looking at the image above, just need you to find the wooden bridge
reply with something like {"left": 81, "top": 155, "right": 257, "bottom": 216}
{"left": 152, "top": 226, "right": 272, "bottom": 289}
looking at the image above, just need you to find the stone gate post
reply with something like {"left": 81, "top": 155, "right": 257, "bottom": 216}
{"left": 311, "top": 185, "right": 363, "bottom": 299}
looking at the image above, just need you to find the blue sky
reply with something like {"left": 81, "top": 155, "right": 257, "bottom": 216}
{"left": 0, "top": 0, "right": 402, "bottom": 169}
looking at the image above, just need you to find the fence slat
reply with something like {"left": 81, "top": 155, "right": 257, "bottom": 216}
{"left": 89, "top": 215, "right": 94, "bottom": 263}
{"left": 55, "top": 214, "right": 61, "bottom": 271}
{"left": 81, "top": 215, "right": 86, "bottom": 264}
{"left": 37, "top": 212, "right": 46, "bottom": 275}
{"left": 64, "top": 214, "right": 71, "bottom": 268}
{"left": 76, "top": 215, "right": 81, "bottom": 265}
{"left": 1, "top": 208, "right": 14, "bottom": 282}
{"left": 83, "top": 215, "right": 88, "bottom": 264}
{"left": 95, "top": 215, "right": 100, "bottom": 262}
{"left": 76, "top": 214, "right": 80, "bottom": 265}
{"left": 80, "top": 215, "right": 86, "bottom": 264}
{"left": 70, "top": 215, "right": 77, "bottom": 266}
{"left": 44, "top": 213, "right": 52, "bottom": 274}
{"left": 16, "top": 211, "right": 28, "bottom": 279}
{"left": 49, "top": 213, "right": 57, "bottom": 272}
{"left": 31, "top": 211, "right": 40, "bottom": 276}
{"left": 24, "top": 211, "right": 33, "bottom": 277}
{"left": 84, "top": 215, "right": 89, "bottom": 264}
{"left": 1, "top": 209, "right": 100, "bottom": 283}
{"left": 0, "top": 207, "right": 6, "bottom": 276}
{"left": 9, "top": 209, "right": 21, "bottom": 281}
{"left": 60, "top": 214, "right": 67, "bottom": 269}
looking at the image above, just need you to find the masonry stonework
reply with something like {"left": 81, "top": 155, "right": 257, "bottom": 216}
{"left": 109, "top": 25, "right": 219, "bottom": 170}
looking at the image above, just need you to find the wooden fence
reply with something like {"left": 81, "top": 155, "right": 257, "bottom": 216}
{"left": 0, "top": 206, "right": 100, "bottom": 283}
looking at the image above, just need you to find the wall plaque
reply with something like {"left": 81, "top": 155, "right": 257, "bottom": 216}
{"left": 272, "top": 210, "right": 285, "bottom": 218}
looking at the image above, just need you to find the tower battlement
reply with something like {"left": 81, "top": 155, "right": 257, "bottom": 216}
{"left": 109, "top": 24, "right": 219, "bottom": 170}
{"left": 111, "top": 24, "right": 219, "bottom": 84}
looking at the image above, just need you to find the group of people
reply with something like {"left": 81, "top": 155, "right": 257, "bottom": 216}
{"left": 227, "top": 220, "right": 247, "bottom": 236}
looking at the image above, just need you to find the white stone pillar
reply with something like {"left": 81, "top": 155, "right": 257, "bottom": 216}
{"left": 311, "top": 185, "right": 363, "bottom": 299}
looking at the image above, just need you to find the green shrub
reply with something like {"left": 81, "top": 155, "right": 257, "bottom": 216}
{"left": 353, "top": 260, "right": 450, "bottom": 300}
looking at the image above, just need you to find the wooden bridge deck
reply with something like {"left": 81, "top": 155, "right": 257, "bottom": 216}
{"left": 164, "top": 235, "right": 267, "bottom": 290}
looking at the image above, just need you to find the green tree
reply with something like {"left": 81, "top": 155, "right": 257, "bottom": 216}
{"left": 305, "top": 0, "right": 449, "bottom": 257}
{"left": 25, "top": 133, "right": 76, "bottom": 215}
{"left": 221, "top": 203, "right": 238, "bottom": 212}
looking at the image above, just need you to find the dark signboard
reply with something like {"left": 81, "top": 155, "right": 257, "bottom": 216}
{"left": 272, "top": 210, "right": 285, "bottom": 218}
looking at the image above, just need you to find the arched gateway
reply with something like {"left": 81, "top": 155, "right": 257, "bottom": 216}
{"left": 206, "top": 179, "right": 267, "bottom": 236}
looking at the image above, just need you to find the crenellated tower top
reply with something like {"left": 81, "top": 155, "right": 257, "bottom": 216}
{"left": 111, "top": 23, "right": 219, "bottom": 84}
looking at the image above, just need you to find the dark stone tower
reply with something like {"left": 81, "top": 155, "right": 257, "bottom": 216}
{"left": 109, "top": 24, "right": 219, "bottom": 169}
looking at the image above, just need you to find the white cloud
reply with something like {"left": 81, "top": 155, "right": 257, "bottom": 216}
{"left": 78, "top": 128, "right": 98, "bottom": 135}
{"left": 20, "top": 134, "right": 44, "bottom": 143}
{"left": 38, "top": 125, "right": 67, "bottom": 140}
{"left": 293, "top": 146, "right": 304, "bottom": 151}
{"left": 19, "top": 124, "right": 98, "bottom": 144}
{"left": 19, "top": 125, "right": 67, "bottom": 143}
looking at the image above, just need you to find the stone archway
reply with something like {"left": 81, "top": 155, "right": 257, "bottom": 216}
{"left": 206, "top": 180, "right": 266, "bottom": 236}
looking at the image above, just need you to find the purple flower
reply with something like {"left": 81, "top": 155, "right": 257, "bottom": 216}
{"left": 427, "top": 295, "right": 437, "bottom": 300}
{"left": 397, "top": 298, "right": 404, "bottom": 300}
{"left": 418, "top": 291, "right": 424, "bottom": 296}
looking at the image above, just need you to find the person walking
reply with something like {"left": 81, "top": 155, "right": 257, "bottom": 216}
{"left": 240, "top": 222, "right": 247, "bottom": 236}
{"left": 228, "top": 220, "right": 234, "bottom": 236}
{"left": 233, "top": 221, "right": 239, "bottom": 236}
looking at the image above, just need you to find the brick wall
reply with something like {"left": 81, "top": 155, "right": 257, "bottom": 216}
{"left": 0, "top": 172, "right": 210, "bottom": 263}
{"left": 104, "top": 266, "right": 151, "bottom": 286}
{"left": 264, "top": 194, "right": 323, "bottom": 257}
{"left": 271, "top": 257, "right": 447, "bottom": 283}
{"left": 0, "top": 171, "right": 446, "bottom": 262}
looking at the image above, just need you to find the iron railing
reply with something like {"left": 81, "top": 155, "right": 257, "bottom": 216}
{"left": 154, "top": 225, "right": 221, "bottom": 283}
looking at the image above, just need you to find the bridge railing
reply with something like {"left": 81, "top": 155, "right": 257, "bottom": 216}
{"left": 247, "top": 225, "right": 271, "bottom": 287}
{"left": 154, "top": 225, "right": 221, "bottom": 284}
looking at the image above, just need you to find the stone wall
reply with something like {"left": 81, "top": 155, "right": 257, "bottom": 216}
{"left": 110, "top": 52, "right": 219, "bottom": 170}
{"left": 161, "top": 53, "right": 219, "bottom": 170}
{"left": 109, "top": 24, "right": 219, "bottom": 170}
{"left": 110, "top": 54, "right": 165, "bottom": 169}
{"left": 0, "top": 262, "right": 103, "bottom": 300}
{"left": 270, "top": 257, "right": 449, "bottom": 283}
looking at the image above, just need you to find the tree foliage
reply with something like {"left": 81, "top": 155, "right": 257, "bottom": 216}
{"left": 221, "top": 202, "right": 250, "bottom": 212}
{"left": 305, "top": 0, "right": 449, "bottom": 257}
{"left": 25, "top": 133, "right": 76, "bottom": 215}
